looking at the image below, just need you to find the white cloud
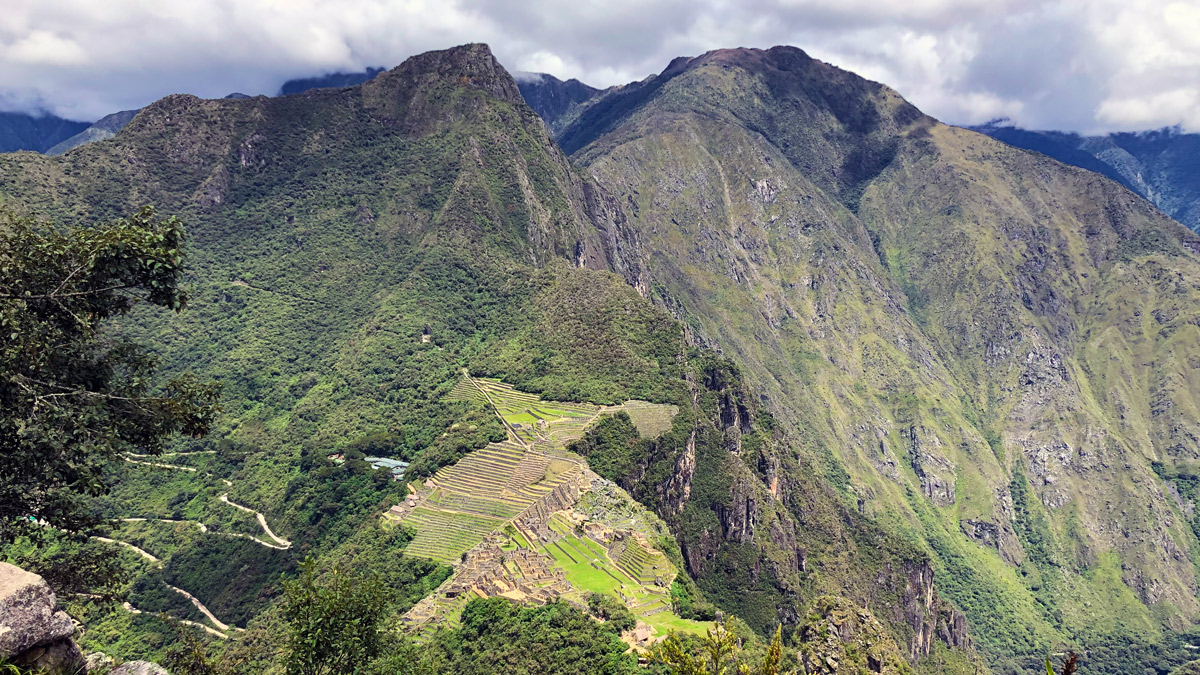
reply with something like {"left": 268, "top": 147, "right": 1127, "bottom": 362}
{"left": 0, "top": 0, "right": 1196, "bottom": 132}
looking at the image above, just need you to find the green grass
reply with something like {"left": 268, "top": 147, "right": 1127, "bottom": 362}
{"left": 541, "top": 542, "right": 623, "bottom": 595}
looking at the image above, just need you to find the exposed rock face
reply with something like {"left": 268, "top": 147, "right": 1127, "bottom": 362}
{"left": 0, "top": 562, "right": 85, "bottom": 672}
{"left": 797, "top": 596, "right": 911, "bottom": 675}
{"left": 112, "top": 661, "right": 170, "bottom": 675}
{"left": 559, "top": 41, "right": 1200, "bottom": 658}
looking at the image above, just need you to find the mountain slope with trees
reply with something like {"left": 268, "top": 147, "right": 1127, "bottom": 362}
{"left": 557, "top": 45, "right": 1200, "bottom": 672}
{"left": 0, "top": 44, "right": 983, "bottom": 672}
{"left": 6, "top": 41, "right": 1200, "bottom": 673}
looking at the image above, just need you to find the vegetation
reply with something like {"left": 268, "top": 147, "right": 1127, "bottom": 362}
{"left": 281, "top": 558, "right": 391, "bottom": 675}
{"left": 653, "top": 621, "right": 793, "bottom": 675}
{"left": 417, "top": 598, "right": 639, "bottom": 675}
{"left": 6, "top": 39, "right": 1200, "bottom": 675}
{"left": 0, "top": 206, "right": 220, "bottom": 540}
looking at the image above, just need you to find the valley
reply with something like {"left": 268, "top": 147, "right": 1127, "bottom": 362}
{"left": 3, "top": 38, "right": 1200, "bottom": 675}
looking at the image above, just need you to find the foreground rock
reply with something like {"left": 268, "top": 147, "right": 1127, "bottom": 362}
{"left": 0, "top": 561, "right": 85, "bottom": 672}
{"left": 112, "top": 661, "right": 170, "bottom": 675}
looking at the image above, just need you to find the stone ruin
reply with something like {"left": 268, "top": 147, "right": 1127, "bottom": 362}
{"left": 402, "top": 534, "right": 575, "bottom": 631}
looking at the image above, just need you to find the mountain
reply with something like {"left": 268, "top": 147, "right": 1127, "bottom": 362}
{"left": 10, "top": 69, "right": 389, "bottom": 158}
{"left": 0, "top": 111, "right": 90, "bottom": 153}
{"left": 555, "top": 45, "right": 1200, "bottom": 672}
{"left": 972, "top": 122, "right": 1200, "bottom": 233}
{"left": 0, "top": 43, "right": 968, "bottom": 671}
{"left": 4, "top": 41, "right": 1200, "bottom": 674}
{"left": 45, "top": 109, "right": 140, "bottom": 156}
{"left": 514, "top": 72, "right": 604, "bottom": 135}
{"left": 277, "top": 66, "right": 385, "bottom": 95}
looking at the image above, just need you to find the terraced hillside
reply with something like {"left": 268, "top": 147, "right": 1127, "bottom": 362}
{"left": 390, "top": 373, "right": 701, "bottom": 640}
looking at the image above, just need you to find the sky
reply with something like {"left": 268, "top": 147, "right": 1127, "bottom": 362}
{"left": 1, "top": 0, "right": 1198, "bottom": 133}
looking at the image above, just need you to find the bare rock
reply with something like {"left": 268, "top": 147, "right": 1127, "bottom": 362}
{"left": 0, "top": 561, "right": 85, "bottom": 672}
{"left": 112, "top": 661, "right": 170, "bottom": 675}
{"left": 86, "top": 652, "right": 115, "bottom": 672}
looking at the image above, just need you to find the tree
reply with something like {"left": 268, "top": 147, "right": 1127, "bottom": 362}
{"left": 653, "top": 621, "right": 793, "bottom": 675}
{"left": 281, "top": 557, "right": 393, "bottom": 675}
{"left": 0, "top": 206, "right": 220, "bottom": 541}
{"left": 1047, "top": 652, "right": 1078, "bottom": 675}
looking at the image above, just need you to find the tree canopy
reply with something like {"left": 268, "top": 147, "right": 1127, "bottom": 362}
{"left": 0, "top": 205, "right": 220, "bottom": 540}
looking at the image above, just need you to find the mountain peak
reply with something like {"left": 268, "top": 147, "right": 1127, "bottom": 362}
{"left": 374, "top": 43, "right": 523, "bottom": 107}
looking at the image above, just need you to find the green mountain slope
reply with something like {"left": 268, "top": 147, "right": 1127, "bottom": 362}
{"left": 560, "top": 45, "right": 1200, "bottom": 670}
{"left": 971, "top": 123, "right": 1200, "bottom": 233}
{"left": 0, "top": 44, "right": 983, "bottom": 672}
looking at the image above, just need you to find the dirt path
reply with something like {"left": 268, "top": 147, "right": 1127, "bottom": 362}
{"left": 122, "top": 601, "right": 229, "bottom": 640}
{"left": 219, "top": 494, "right": 291, "bottom": 548}
{"left": 92, "top": 536, "right": 162, "bottom": 566}
{"left": 121, "top": 517, "right": 208, "bottom": 533}
{"left": 230, "top": 279, "right": 328, "bottom": 307}
{"left": 116, "top": 453, "right": 290, "bottom": 549}
{"left": 466, "top": 373, "right": 531, "bottom": 449}
{"left": 119, "top": 517, "right": 286, "bottom": 549}
{"left": 165, "top": 583, "right": 245, "bottom": 633}
{"left": 126, "top": 451, "right": 215, "bottom": 458}
{"left": 123, "top": 456, "right": 197, "bottom": 472}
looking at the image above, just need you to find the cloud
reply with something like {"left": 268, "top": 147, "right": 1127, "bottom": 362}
{"left": 0, "top": 0, "right": 1195, "bottom": 133}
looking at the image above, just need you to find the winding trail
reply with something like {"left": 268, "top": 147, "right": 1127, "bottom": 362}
{"left": 92, "top": 536, "right": 161, "bottom": 566}
{"left": 127, "top": 451, "right": 216, "bottom": 458}
{"left": 165, "top": 584, "right": 245, "bottom": 633}
{"left": 121, "top": 602, "right": 229, "bottom": 640}
{"left": 219, "top": 494, "right": 292, "bottom": 548}
{"left": 118, "top": 517, "right": 286, "bottom": 549}
{"left": 123, "top": 456, "right": 197, "bottom": 472}
{"left": 115, "top": 453, "right": 291, "bottom": 549}
{"left": 121, "top": 517, "right": 208, "bottom": 533}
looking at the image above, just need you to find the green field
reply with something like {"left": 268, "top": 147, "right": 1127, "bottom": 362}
{"left": 398, "top": 374, "right": 697, "bottom": 636}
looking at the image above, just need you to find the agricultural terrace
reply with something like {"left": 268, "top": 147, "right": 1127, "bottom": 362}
{"left": 393, "top": 374, "right": 704, "bottom": 639}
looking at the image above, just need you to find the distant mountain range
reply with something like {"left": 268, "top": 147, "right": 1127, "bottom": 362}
{"left": 7, "top": 71, "right": 1200, "bottom": 239}
{"left": 0, "top": 67, "right": 386, "bottom": 157}
{"left": 970, "top": 121, "right": 1200, "bottom": 232}
{"left": 514, "top": 72, "right": 604, "bottom": 136}
{"left": 277, "top": 67, "right": 385, "bottom": 95}
{"left": 0, "top": 112, "right": 90, "bottom": 153}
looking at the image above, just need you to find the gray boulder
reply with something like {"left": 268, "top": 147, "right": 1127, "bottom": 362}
{"left": 0, "top": 561, "right": 84, "bottom": 671}
{"left": 112, "top": 662, "right": 170, "bottom": 675}
{"left": 85, "top": 652, "right": 115, "bottom": 672}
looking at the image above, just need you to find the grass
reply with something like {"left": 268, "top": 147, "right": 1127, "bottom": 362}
{"left": 541, "top": 540, "right": 623, "bottom": 596}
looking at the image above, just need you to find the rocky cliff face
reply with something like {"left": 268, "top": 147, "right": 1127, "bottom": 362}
{"left": 797, "top": 596, "right": 914, "bottom": 675}
{"left": 558, "top": 44, "right": 1200, "bottom": 664}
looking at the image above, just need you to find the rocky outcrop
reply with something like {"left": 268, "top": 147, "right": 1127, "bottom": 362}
{"left": 901, "top": 424, "right": 956, "bottom": 506}
{"left": 884, "top": 559, "right": 973, "bottom": 660}
{"left": 112, "top": 662, "right": 170, "bottom": 675}
{"left": 0, "top": 562, "right": 85, "bottom": 672}
{"left": 797, "top": 596, "right": 911, "bottom": 675}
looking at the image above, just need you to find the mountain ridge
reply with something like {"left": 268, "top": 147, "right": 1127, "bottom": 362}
{"left": 971, "top": 121, "right": 1200, "bottom": 233}
{"left": 555, "top": 43, "right": 1200, "bottom": 670}
{"left": 4, "top": 41, "right": 1200, "bottom": 673}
